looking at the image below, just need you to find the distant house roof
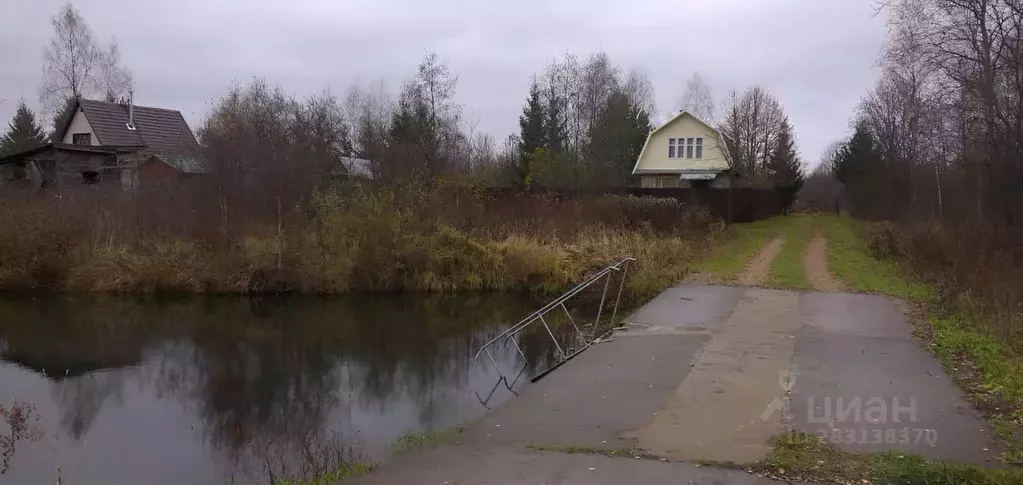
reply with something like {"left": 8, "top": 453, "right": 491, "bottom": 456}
{"left": 340, "top": 157, "right": 375, "bottom": 179}
{"left": 65, "top": 99, "right": 202, "bottom": 159}
{"left": 149, "top": 153, "right": 206, "bottom": 174}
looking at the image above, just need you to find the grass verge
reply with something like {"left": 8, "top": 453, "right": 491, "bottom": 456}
{"left": 697, "top": 216, "right": 788, "bottom": 283}
{"left": 388, "top": 426, "right": 464, "bottom": 456}
{"left": 754, "top": 432, "right": 1023, "bottom": 484}
{"left": 929, "top": 314, "right": 1023, "bottom": 464}
{"left": 764, "top": 214, "right": 817, "bottom": 289}
{"left": 696, "top": 214, "right": 830, "bottom": 290}
{"left": 272, "top": 426, "right": 462, "bottom": 484}
{"left": 273, "top": 462, "right": 374, "bottom": 485}
{"left": 816, "top": 215, "right": 932, "bottom": 300}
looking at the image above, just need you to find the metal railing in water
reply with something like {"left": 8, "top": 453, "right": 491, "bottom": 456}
{"left": 473, "top": 257, "right": 636, "bottom": 408}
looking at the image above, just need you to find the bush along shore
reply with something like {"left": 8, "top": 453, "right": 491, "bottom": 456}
{"left": 0, "top": 182, "right": 722, "bottom": 298}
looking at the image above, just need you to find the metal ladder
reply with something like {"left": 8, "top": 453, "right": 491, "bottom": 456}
{"left": 473, "top": 257, "right": 636, "bottom": 408}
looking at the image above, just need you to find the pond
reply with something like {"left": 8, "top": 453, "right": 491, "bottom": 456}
{"left": 0, "top": 292, "right": 580, "bottom": 484}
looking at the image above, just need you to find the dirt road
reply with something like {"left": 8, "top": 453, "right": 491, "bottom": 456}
{"left": 737, "top": 237, "right": 785, "bottom": 286}
{"left": 804, "top": 235, "right": 846, "bottom": 292}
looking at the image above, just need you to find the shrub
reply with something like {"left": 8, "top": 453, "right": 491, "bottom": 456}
{"left": 866, "top": 220, "right": 1023, "bottom": 345}
{"left": 0, "top": 184, "right": 720, "bottom": 296}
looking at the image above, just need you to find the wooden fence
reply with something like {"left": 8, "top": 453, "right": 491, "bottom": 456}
{"left": 479, "top": 187, "right": 787, "bottom": 224}
{"left": 623, "top": 188, "right": 787, "bottom": 223}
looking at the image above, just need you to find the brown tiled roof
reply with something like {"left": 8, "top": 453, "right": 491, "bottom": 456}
{"left": 70, "top": 99, "right": 201, "bottom": 158}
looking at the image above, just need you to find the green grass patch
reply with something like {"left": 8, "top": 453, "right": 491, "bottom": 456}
{"left": 930, "top": 314, "right": 1023, "bottom": 463}
{"left": 755, "top": 432, "right": 1023, "bottom": 484}
{"left": 388, "top": 426, "right": 463, "bottom": 456}
{"left": 273, "top": 461, "right": 374, "bottom": 485}
{"left": 699, "top": 216, "right": 788, "bottom": 281}
{"left": 272, "top": 426, "right": 463, "bottom": 484}
{"left": 816, "top": 216, "right": 932, "bottom": 300}
{"left": 764, "top": 214, "right": 817, "bottom": 290}
{"left": 931, "top": 315, "right": 1023, "bottom": 406}
{"left": 698, "top": 214, "right": 831, "bottom": 290}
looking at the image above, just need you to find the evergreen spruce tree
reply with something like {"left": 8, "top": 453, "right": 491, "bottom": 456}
{"left": 50, "top": 96, "right": 78, "bottom": 143}
{"left": 586, "top": 90, "right": 652, "bottom": 186}
{"left": 0, "top": 100, "right": 48, "bottom": 156}
{"left": 387, "top": 84, "right": 438, "bottom": 180}
{"left": 833, "top": 120, "right": 877, "bottom": 185}
{"left": 832, "top": 120, "right": 883, "bottom": 217}
{"left": 516, "top": 80, "right": 547, "bottom": 185}
{"left": 767, "top": 119, "right": 805, "bottom": 213}
{"left": 545, "top": 85, "right": 569, "bottom": 155}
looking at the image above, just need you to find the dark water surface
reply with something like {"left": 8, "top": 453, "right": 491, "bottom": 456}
{"left": 0, "top": 293, "right": 562, "bottom": 484}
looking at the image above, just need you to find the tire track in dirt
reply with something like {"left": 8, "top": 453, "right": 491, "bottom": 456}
{"left": 736, "top": 238, "right": 784, "bottom": 286}
{"left": 803, "top": 234, "right": 846, "bottom": 292}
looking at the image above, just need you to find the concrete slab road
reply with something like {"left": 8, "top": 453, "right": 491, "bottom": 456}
{"left": 789, "top": 292, "right": 997, "bottom": 463}
{"left": 349, "top": 284, "right": 999, "bottom": 484}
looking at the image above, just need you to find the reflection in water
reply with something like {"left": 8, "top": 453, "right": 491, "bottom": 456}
{"left": 0, "top": 293, "right": 555, "bottom": 484}
{"left": 56, "top": 370, "right": 130, "bottom": 440}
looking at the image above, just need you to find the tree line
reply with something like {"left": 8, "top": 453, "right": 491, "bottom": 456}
{"left": 2, "top": 1, "right": 805, "bottom": 206}
{"left": 818, "top": 0, "right": 1023, "bottom": 231}
{"left": 510, "top": 53, "right": 654, "bottom": 188}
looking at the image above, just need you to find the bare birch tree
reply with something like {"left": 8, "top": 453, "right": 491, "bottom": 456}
{"left": 678, "top": 72, "right": 716, "bottom": 123}
{"left": 542, "top": 53, "right": 581, "bottom": 153}
{"left": 40, "top": 2, "right": 101, "bottom": 114}
{"left": 344, "top": 79, "right": 392, "bottom": 170}
{"left": 719, "top": 86, "right": 787, "bottom": 181}
{"left": 417, "top": 52, "right": 459, "bottom": 132}
{"left": 577, "top": 52, "right": 621, "bottom": 141}
{"left": 39, "top": 2, "right": 132, "bottom": 115}
{"left": 623, "top": 68, "right": 656, "bottom": 117}
{"left": 96, "top": 40, "right": 134, "bottom": 102}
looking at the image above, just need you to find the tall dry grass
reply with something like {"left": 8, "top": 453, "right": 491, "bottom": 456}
{"left": 0, "top": 183, "right": 721, "bottom": 297}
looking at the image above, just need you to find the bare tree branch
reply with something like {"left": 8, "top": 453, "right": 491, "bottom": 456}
{"left": 39, "top": 2, "right": 132, "bottom": 115}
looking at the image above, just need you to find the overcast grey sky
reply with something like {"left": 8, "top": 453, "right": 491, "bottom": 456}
{"left": 1, "top": 0, "right": 887, "bottom": 165}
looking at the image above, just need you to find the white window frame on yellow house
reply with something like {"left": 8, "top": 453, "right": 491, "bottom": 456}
{"left": 668, "top": 137, "right": 704, "bottom": 159}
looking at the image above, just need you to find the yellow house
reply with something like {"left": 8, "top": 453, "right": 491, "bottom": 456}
{"left": 632, "top": 111, "right": 732, "bottom": 189}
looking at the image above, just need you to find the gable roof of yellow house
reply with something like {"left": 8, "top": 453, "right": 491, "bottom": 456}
{"left": 631, "top": 111, "right": 731, "bottom": 179}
